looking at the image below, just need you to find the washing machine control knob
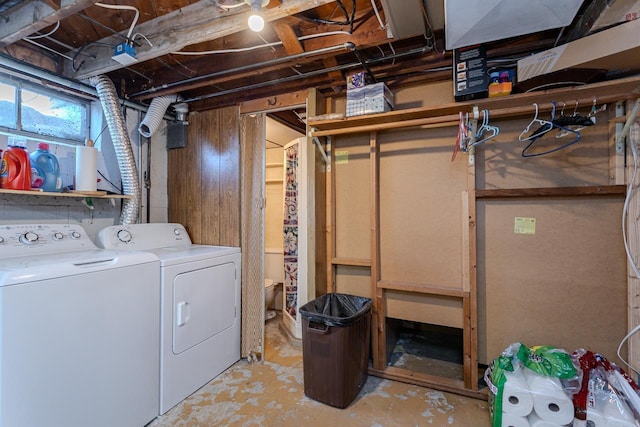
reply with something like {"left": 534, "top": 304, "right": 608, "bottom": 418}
{"left": 117, "top": 229, "right": 132, "bottom": 243}
{"left": 20, "top": 232, "right": 39, "bottom": 245}
{"left": 70, "top": 231, "right": 81, "bottom": 240}
{"left": 0, "top": 236, "right": 4, "bottom": 244}
{"left": 52, "top": 232, "right": 64, "bottom": 241}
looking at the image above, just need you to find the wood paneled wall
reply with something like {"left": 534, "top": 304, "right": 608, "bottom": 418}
{"left": 168, "top": 107, "right": 241, "bottom": 247}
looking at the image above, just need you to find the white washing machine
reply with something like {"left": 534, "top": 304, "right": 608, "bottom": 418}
{"left": 0, "top": 223, "right": 160, "bottom": 427}
{"left": 97, "top": 223, "right": 241, "bottom": 415}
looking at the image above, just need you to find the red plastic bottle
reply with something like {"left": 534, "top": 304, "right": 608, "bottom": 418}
{"left": 1, "top": 139, "right": 33, "bottom": 190}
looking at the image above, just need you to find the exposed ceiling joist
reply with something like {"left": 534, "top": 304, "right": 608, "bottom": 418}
{"left": 63, "top": 0, "right": 337, "bottom": 80}
{"left": 272, "top": 22, "right": 304, "bottom": 54}
{"left": 0, "top": 0, "right": 100, "bottom": 46}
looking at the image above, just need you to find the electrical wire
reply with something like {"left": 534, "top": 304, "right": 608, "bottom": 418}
{"left": 171, "top": 31, "right": 351, "bottom": 55}
{"left": 132, "top": 32, "right": 153, "bottom": 47}
{"left": 217, "top": 0, "right": 246, "bottom": 9}
{"left": 98, "top": 169, "right": 123, "bottom": 193}
{"left": 22, "top": 38, "right": 74, "bottom": 61}
{"left": 370, "top": 0, "right": 385, "bottom": 30}
{"left": 618, "top": 120, "right": 640, "bottom": 375}
{"left": 25, "top": 21, "right": 60, "bottom": 39}
{"left": 95, "top": 2, "right": 139, "bottom": 40}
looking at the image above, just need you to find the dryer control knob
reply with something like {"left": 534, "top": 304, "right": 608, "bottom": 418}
{"left": 117, "top": 229, "right": 132, "bottom": 243}
{"left": 173, "top": 228, "right": 182, "bottom": 236}
{"left": 52, "top": 232, "right": 64, "bottom": 241}
{"left": 0, "top": 236, "right": 4, "bottom": 244}
{"left": 20, "top": 231, "right": 39, "bottom": 245}
{"left": 70, "top": 231, "right": 81, "bottom": 240}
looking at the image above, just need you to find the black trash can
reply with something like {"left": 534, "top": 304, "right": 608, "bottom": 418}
{"left": 299, "top": 293, "right": 372, "bottom": 408}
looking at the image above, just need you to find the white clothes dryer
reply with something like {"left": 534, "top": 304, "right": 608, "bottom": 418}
{"left": 97, "top": 223, "right": 241, "bottom": 415}
{"left": 0, "top": 223, "right": 160, "bottom": 427}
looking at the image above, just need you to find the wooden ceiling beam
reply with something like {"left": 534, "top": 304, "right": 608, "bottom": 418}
{"left": 62, "top": 0, "right": 337, "bottom": 80}
{"left": 0, "top": 0, "right": 100, "bottom": 47}
{"left": 272, "top": 22, "right": 304, "bottom": 54}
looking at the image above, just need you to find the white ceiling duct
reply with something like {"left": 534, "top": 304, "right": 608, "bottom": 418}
{"left": 444, "top": 0, "right": 585, "bottom": 50}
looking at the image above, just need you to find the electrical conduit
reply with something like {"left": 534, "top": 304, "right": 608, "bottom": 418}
{"left": 90, "top": 75, "right": 141, "bottom": 225}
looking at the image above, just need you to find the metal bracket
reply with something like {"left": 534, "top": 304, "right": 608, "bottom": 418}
{"left": 468, "top": 106, "right": 479, "bottom": 165}
{"left": 311, "top": 132, "right": 331, "bottom": 172}
{"left": 616, "top": 101, "right": 626, "bottom": 155}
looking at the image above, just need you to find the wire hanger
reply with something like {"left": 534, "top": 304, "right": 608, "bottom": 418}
{"left": 472, "top": 109, "right": 499, "bottom": 146}
{"left": 554, "top": 99, "right": 595, "bottom": 138}
{"left": 519, "top": 103, "right": 554, "bottom": 142}
{"left": 521, "top": 101, "right": 581, "bottom": 157}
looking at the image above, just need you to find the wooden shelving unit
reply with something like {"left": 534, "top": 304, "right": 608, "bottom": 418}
{"left": 308, "top": 75, "right": 640, "bottom": 399}
{"left": 308, "top": 75, "right": 640, "bottom": 136}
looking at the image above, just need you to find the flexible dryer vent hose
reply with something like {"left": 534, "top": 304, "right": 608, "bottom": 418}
{"left": 138, "top": 95, "right": 180, "bottom": 137}
{"left": 90, "top": 75, "right": 140, "bottom": 225}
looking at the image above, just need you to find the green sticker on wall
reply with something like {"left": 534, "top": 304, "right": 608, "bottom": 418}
{"left": 514, "top": 217, "right": 536, "bottom": 234}
{"left": 335, "top": 150, "right": 349, "bottom": 165}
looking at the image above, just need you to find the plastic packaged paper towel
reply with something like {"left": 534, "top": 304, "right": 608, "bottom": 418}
{"left": 75, "top": 145, "right": 98, "bottom": 191}
{"left": 501, "top": 412, "right": 531, "bottom": 427}
{"left": 502, "top": 370, "right": 534, "bottom": 416}
{"left": 572, "top": 349, "right": 640, "bottom": 426}
{"left": 485, "top": 343, "right": 580, "bottom": 427}
{"left": 527, "top": 412, "right": 563, "bottom": 427}
{"left": 524, "top": 370, "right": 574, "bottom": 425}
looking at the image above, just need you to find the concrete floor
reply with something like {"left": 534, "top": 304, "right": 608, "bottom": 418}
{"left": 148, "top": 313, "right": 492, "bottom": 427}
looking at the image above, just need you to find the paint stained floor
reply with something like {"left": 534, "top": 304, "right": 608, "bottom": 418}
{"left": 148, "top": 313, "right": 491, "bottom": 427}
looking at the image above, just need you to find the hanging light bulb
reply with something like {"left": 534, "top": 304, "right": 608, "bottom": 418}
{"left": 246, "top": 0, "right": 269, "bottom": 32}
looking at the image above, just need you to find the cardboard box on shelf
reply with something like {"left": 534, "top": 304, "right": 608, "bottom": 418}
{"left": 517, "top": 18, "right": 640, "bottom": 82}
{"left": 453, "top": 45, "right": 488, "bottom": 102}
{"left": 346, "top": 86, "right": 366, "bottom": 117}
{"left": 364, "top": 83, "right": 394, "bottom": 115}
{"left": 347, "top": 71, "right": 366, "bottom": 89}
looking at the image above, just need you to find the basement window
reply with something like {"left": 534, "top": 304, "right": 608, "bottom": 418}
{"left": 0, "top": 76, "right": 90, "bottom": 145}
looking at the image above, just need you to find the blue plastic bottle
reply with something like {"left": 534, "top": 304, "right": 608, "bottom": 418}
{"left": 30, "top": 142, "right": 62, "bottom": 192}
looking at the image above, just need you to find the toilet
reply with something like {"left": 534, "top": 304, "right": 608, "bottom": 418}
{"left": 264, "top": 279, "right": 277, "bottom": 321}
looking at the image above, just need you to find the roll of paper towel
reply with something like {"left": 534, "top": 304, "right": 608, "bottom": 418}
{"left": 528, "top": 412, "right": 565, "bottom": 427}
{"left": 503, "top": 370, "right": 534, "bottom": 416}
{"left": 75, "top": 145, "right": 98, "bottom": 191}
{"left": 586, "top": 406, "right": 608, "bottom": 427}
{"left": 502, "top": 412, "right": 531, "bottom": 427}
{"left": 524, "top": 370, "right": 574, "bottom": 425}
{"left": 603, "top": 395, "right": 638, "bottom": 427}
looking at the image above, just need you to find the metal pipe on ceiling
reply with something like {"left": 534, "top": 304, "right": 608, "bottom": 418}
{"left": 181, "top": 43, "right": 434, "bottom": 104}
{"left": 129, "top": 42, "right": 358, "bottom": 99}
{"left": 0, "top": 53, "right": 173, "bottom": 118}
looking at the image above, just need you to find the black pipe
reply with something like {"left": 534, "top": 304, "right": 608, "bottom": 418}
{"left": 130, "top": 42, "right": 357, "bottom": 98}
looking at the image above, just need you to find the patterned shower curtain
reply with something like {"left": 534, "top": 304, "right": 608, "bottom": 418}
{"left": 283, "top": 142, "right": 299, "bottom": 318}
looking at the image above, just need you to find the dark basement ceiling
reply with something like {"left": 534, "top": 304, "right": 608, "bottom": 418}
{"left": 0, "top": 0, "right": 637, "bottom": 116}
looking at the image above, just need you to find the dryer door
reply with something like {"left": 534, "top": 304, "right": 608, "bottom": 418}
{"left": 173, "top": 262, "right": 236, "bottom": 354}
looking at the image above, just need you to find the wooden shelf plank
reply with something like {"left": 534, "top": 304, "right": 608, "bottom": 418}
{"left": 369, "top": 366, "right": 488, "bottom": 400}
{"left": 475, "top": 185, "right": 626, "bottom": 198}
{"left": 331, "top": 257, "right": 371, "bottom": 267}
{"left": 0, "top": 188, "right": 131, "bottom": 199}
{"left": 378, "top": 280, "right": 470, "bottom": 298}
{"left": 308, "top": 75, "right": 640, "bottom": 136}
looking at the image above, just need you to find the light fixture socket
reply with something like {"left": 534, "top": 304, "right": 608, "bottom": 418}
{"left": 245, "top": 0, "right": 269, "bottom": 32}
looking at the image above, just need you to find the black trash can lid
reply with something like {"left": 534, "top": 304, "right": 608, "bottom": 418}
{"left": 299, "top": 293, "right": 372, "bottom": 327}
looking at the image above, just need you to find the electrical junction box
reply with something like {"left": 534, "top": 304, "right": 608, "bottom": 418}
{"left": 112, "top": 42, "right": 137, "bottom": 66}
